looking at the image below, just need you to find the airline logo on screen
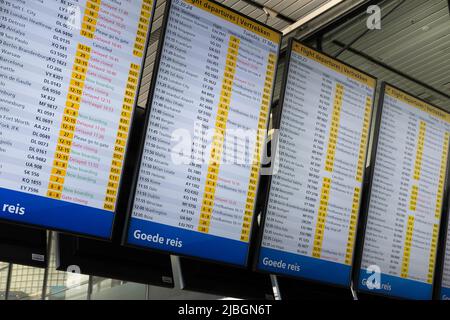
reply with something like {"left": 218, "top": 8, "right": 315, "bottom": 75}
{"left": 1, "top": 203, "right": 26, "bottom": 216}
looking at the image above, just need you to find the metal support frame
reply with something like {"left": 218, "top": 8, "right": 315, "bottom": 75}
{"left": 277, "top": 0, "right": 377, "bottom": 61}
{"left": 332, "top": 40, "right": 450, "bottom": 101}
{"left": 87, "top": 276, "right": 94, "bottom": 301}
{"left": 5, "top": 263, "right": 12, "bottom": 300}
{"left": 239, "top": 0, "right": 296, "bottom": 24}
{"left": 41, "top": 231, "right": 53, "bottom": 300}
{"left": 270, "top": 275, "right": 282, "bottom": 300}
{"left": 316, "top": 35, "right": 323, "bottom": 52}
{"left": 282, "top": 0, "right": 348, "bottom": 35}
{"left": 334, "top": 0, "right": 407, "bottom": 58}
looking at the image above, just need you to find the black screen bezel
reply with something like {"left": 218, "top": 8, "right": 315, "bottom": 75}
{"left": 353, "top": 82, "right": 450, "bottom": 300}
{"left": 253, "top": 38, "right": 378, "bottom": 289}
{"left": 122, "top": 0, "right": 282, "bottom": 268}
{"left": 0, "top": 1, "right": 157, "bottom": 241}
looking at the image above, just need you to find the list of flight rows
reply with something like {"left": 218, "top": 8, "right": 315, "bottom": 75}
{"left": 0, "top": 0, "right": 152, "bottom": 210}
{"left": 262, "top": 47, "right": 374, "bottom": 266}
{"left": 361, "top": 91, "right": 450, "bottom": 284}
{"left": 132, "top": 1, "right": 279, "bottom": 242}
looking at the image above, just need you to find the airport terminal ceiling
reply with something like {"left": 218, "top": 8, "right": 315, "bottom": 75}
{"left": 1, "top": 0, "right": 450, "bottom": 302}
{"left": 137, "top": 0, "right": 375, "bottom": 107}
{"left": 137, "top": 0, "right": 450, "bottom": 111}
{"left": 321, "top": 0, "right": 450, "bottom": 110}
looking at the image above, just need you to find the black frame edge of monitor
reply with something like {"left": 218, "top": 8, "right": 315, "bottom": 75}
{"left": 0, "top": 1, "right": 157, "bottom": 241}
{"left": 353, "top": 82, "right": 450, "bottom": 300}
{"left": 434, "top": 172, "right": 450, "bottom": 300}
{"left": 0, "top": 222, "right": 48, "bottom": 268}
{"left": 110, "top": 106, "right": 146, "bottom": 242}
{"left": 275, "top": 275, "right": 354, "bottom": 300}
{"left": 252, "top": 38, "right": 378, "bottom": 291}
{"left": 350, "top": 82, "right": 387, "bottom": 300}
{"left": 178, "top": 257, "right": 275, "bottom": 300}
{"left": 55, "top": 233, "right": 174, "bottom": 287}
{"left": 121, "top": 0, "right": 283, "bottom": 269}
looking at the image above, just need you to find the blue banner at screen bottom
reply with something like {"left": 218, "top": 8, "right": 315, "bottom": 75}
{"left": 440, "top": 287, "right": 450, "bottom": 300}
{"left": 257, "top": 247, "right": 351, "bottom": 286}
{"left": 127, "top": 218, "right": 249, "bottom": 266}
{"left": 358, "top": 269, "right": 433, "bottom": 300}
{"left": 0, "top": 187, "right": 114, "bottom": 238}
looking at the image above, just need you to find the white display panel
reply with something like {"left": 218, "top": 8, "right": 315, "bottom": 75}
{"left": 256, "top": 41, "right": 376, "bottom": 286}
{"left": 358, "top": 84, "right": 450, "bottom": 300}
{"left": 125, "top": 0, "right": 280, "bottom": 266}
{"left": 0, "top": 0, "right": 154, "bottom": 237}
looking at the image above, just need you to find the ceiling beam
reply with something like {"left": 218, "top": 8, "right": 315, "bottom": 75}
{"left": 238, "top": 0, "right": 296, "bottom": 24}
{"left": 281, "top": 0, "right": 347, "bottom": 35}
{"left": 333, "top": 40, "right": 450, "bottom": 102}
{"left": 334, "top": 0, "right": 406, "bottom": 58}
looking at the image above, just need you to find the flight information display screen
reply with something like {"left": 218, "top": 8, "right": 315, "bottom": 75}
{"left": 358, "top": 84, "right": 450, "bottom": 299}
{"left": 125, "top": 0, "right": 281, "bottom": 266}
{"left": 0, "top": 0, "right": 154, "bottom": 238}
{"left": 256, "top": 41, "right": 376, "bottom": 286}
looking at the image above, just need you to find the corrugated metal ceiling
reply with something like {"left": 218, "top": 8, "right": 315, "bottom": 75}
{"left": 138, "top": 0, "right": 450, "bottom": 110}
{"left": 137, "top": 0, "right": 345, "bottom": 107}
{"left": 322, "top": 0, "right": 450, "bottom": 110}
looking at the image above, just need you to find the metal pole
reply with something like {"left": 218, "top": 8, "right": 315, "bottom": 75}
{"left": 316, "top": 34, "right": 323, "bottom": 52}
{"left": 41, "top": 231, "right": 53, "bottom": 300}
{"left": 87, "top": 276, "right": 93, "bottom": 300}
{"left": 5, "top": 263, "right": 12, "bottom": 300}
{"left": 270, "top": 275, "right": 282, "bottom": 300}
{"left": 145, "top": 285, "right": 151, "bottom": 300}
{"left": 332, "top": 40, "right": 450, "bottom": 101}
{"left": 238, "top": 0, "right": 296, "bottom": 24}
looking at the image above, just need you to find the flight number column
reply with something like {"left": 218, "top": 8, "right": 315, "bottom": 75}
{"left": 312, "top": 83, "right": 343, "bottom": 258}
{"left": 17, "top": 4, "right": 73, "bottom": 196}
{"left": 300, "top": 73, "right": 332, "bottom": 254}
{"left": 389, "top": 109, "right": 415, "bottom": 275}
{"left": 197, "top": 35, "right": 240, "bottom": 233}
